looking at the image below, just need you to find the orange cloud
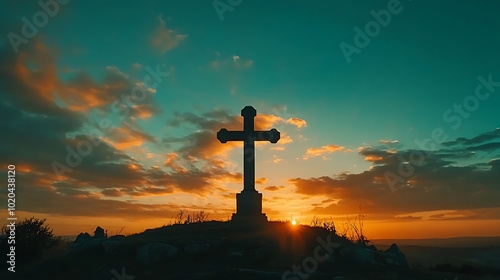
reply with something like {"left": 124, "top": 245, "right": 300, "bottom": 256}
{"left": 263, "top": 185, "right": 285, "bottom": 191}
{"left": 207, "top": 158, "right": 231, "bottom": 168}
{"left": 2, "top": 39, "right": 161, "bottom": 123}
{"left": 101, "top": 188, "right": 124, "bottom": 197}
{"left": 286, "top": 118, "right": 307, "bottom": 128}
{"left": 131, "top": 186, "right": 174, "bottom": 197}
{"left": 63, "top": 85, "right": 115, "bottom": 112}
{"left": 279, "top": 134, "right": 293, "bottom": 144}
{"left": 132, "top": 104, "right": 154, "bottom": 119}
{"left": 364, "top": 155, "right": 384, "bottom": 162}
{"left": 254, "top": 114, "right": 284, "bottom": 130}
{"left": 303, "top": 144, "right": 345, "bottom": 160}
{"left": 2, "top": 39, "right": 70, "bottom": 118}
{"left": 210, "top": 171, "right": 242, "bottom": 184}
{"left": 256, "top": 177, "right": 268, "bottom": 184}
{"left": 181, "top": 130, "right": 241, "bottom": 160}
{"left": 164, "top": 153, "right": 188, "bottom": 173}
{"left": 56, "top": 65, "right": 135, "bottom": 112}
{"left": 11, "top": 45, "right": 158, "bottom": 116}
{"left": 357, "top": 146, "right": 372, "bottom": 152}
{"left": 14, "top": 164, "right": 32, "bottom": 173}
{"left": 164, "top": 152, "right": 179, "bottom": 166}
{"left": 106, "top": 126, "right": 155, "bottom": 150}
{"left": 380, "top": 140, "right": 398, "bottom": 144}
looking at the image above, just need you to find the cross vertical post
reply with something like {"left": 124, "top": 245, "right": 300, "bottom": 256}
{"left": 243, "top": 106, "right": 256, "bottom": 192}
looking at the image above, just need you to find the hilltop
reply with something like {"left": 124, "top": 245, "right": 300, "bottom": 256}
{"left": 1, "top": 221, "right": 471, "bottom": 280}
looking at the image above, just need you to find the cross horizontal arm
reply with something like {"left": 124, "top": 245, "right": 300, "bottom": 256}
{"left": 217, "top": 129, "right": 244, "bottom": 143}
{"left": 254, "top": 129, "right": 280, "bottom": 143}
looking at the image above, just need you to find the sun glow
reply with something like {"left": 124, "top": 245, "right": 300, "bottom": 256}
{"left": 291, "top": 220, "right": 297, "bottom": 225}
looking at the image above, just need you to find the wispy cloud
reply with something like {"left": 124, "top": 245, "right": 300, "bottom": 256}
{"left": 303, "top": 144, "right": 345, "bottom": 160}
{"left": 263, "top": 185, "right": 285, "bottom": 191}
{"left": 150, "top": 15, "right": 187, "bottom": 54}
{"left": 286, "top": 118, "right": 307, "bottom": 128}
{"left": 379, "top": 139, "right": 398, "bottom": 144}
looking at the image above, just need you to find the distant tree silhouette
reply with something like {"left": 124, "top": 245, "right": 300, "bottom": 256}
{"left": 309, "top": 214, "right": 368, "bottom": 245}
{"left": 1, "top": 217, "right": 60, "bottom": 263}
{"left": 171, "top": 210, "right": 210, "bottom": 225}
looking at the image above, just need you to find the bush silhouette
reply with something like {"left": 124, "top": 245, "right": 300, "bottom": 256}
{"left": 1, "top": 217, "right": 60, "bottom": 263}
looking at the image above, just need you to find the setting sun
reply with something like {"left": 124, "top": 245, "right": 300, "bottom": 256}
{"left": 291, "top": 220, "right": 297, "bottom": 226}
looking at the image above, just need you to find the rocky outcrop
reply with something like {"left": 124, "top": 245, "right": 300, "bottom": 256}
{"left": 383, "top": 243, "right": 409, "bottom": 268}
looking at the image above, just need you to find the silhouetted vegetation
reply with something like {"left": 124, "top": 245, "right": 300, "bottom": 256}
{"left": 1, "top": 217, "right": 62, "bottom": 264}
{"left": 170, "top": 210, "right": 211, "bottom": 225}
{"left": 310, "top": 214, "right": 369, "bottom": 245}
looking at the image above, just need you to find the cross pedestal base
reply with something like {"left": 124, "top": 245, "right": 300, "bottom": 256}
{"left": 231, "top": 190, "right": 268, "bottom": 223}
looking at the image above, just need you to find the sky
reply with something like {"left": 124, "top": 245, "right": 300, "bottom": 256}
{"left": 1, "top": 0, "right": 500, "bottom": 239}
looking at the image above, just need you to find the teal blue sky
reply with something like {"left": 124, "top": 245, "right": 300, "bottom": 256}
{"left": 2, "top": 0, "right": 500, "bottom": 237}
{"left": 25, "top": 0, "right": 498, "bottom": 148}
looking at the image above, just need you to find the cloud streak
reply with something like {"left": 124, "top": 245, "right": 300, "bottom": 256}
{"left": 303, "top": 144, "right": 345, "bottom": 160}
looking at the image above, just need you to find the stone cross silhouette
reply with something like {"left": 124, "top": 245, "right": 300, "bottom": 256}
{"left": 217, "top": 106, "right": 280, "bottom": 222}
{"left": 217, "top": 106, "right": 280, "bottom": 191}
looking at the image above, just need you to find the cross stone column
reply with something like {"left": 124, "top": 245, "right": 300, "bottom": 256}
{"left": 217, "top": 106, "right": 280, "bottom": 222}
